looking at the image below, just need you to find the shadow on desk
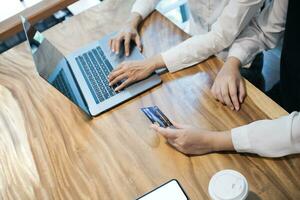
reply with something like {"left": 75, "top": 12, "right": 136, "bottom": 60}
{"left": 248, "top": 191, "right": 262, "bottom": 200}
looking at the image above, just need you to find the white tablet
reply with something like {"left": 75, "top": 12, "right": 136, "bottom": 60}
{"left": 137, "top": 179, "right": 189, "bottom": 200}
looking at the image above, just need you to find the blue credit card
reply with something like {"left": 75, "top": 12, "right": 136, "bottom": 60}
{"left": 141, "top": 106, "right": 174, "bottom": 128}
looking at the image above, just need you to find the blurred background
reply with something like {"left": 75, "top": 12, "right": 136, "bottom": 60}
{"left": 0, "top": 0, "right": 189, "bottom": 54}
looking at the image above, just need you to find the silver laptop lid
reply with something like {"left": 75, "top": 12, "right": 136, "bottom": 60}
{"left": 21, "top": 16, "right": 90, "bottom": 115}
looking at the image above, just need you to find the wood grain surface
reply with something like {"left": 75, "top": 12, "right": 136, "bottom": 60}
{"left": 0, "top": 0, "right": 299, "bottom": 199}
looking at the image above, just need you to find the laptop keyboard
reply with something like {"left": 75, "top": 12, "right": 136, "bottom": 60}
{"left": 75, "top": 47, "right": 119, "bottom": 104}
{"left": 52, "top": 69, "right": 78, "bottom": 105}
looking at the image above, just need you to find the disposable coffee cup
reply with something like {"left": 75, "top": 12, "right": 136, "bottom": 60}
{"left": 208, "top": 169, "right": 249, "bottom": 200}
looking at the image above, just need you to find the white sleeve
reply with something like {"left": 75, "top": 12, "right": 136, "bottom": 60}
{"left": 228, "top": 0, "right": 287, "bottom": 66}
{"left": 131, "top": 0, "right": 161, "bottom": 19}
{"left": 161, "top": 0, "right": 264, "bottom": 72}
{"left": 231, "top": 112, "right": 300, "bottom": 157}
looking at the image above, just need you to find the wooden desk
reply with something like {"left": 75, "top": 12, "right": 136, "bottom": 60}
{"left": 0, "top": 0, "right": 76, "bottom": 41}
{"left": 0, "top": 0, "right": 299, "bottom": 199}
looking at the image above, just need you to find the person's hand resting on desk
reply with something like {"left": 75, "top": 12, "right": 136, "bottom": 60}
{"left": 211, "top": 57, "right": 246, "bottom": 111}
{"left": 151, "top": 122, "right": 234, "bottom": 155}
{"left": 108, "top": 12, "right": 166, "bottom": 91}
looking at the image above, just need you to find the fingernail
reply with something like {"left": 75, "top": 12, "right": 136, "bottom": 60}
{"left": 126, "top": 53, "right": 129, "bottom": 56}
{"left": 116, "top": 51, "right": 119, "bottom": 55}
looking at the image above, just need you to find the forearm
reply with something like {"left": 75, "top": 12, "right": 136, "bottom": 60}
{"left": 232, "top": 112, "right": 300, "bottom": 157}
{"left": 224, "top": 56, "right": 242, "bottom": 71}
{"left": 212, "top": 131, "right": 235, "bottom": 152}
{"left": 228, "top": 0, "right": 287, "bottom": 66}
{"left": 162, "top": 0, "right": 264, "bottom": 73}
{"left": 162, "top": 31, "right": 246, "bottom": 73}
{"left": 145, "top": 54, "right": 166, "bottom": 71}
{"left": 127, "top": 12, "right": 143, "bottom": 29}
{"left": 131, "top": 0, "right": 160, "bottom": 20}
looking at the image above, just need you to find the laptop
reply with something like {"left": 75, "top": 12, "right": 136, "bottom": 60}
{"left": 21, "top": 17, "right": 162, "bottom": 116}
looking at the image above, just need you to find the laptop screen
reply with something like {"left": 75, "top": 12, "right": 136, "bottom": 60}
{"left": 21, "top": 16, "right": 89, "bottom": 115}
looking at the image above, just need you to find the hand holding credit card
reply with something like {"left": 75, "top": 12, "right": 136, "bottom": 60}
{"left": 141, "top": 106, "right": 175, "bottom": 128}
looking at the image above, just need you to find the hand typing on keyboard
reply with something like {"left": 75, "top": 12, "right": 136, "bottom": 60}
{"left": 108, "top": 54, "right": 165, "bottom": 91}
{"left": 75, "top": 47, "right": 121, "bottom": 103}
{"left": 109, "top": 21, "right": 142, "bottom": 56}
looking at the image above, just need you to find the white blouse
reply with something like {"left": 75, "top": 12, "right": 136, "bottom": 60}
{"left": 131, "top": 0, "right": 264, "bottom": 72}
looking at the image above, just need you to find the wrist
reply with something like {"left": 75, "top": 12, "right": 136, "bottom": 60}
{"left": 225, "top": 57, "right": 242, "bottom": 71}
{"left": 211, "top": 131, "right": 234, "bottom": 152}
{"left": 128, "top": 12, "right": 143, "bottom": 29}
{"left": 147, "top": 55, "right": 166, "bottom": 71}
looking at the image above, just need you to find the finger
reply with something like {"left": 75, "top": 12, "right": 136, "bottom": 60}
{"left": 221, "top": 84, "right": 234, "bottom": 110}
{"left": 151, "top": 125, "right": 179, "bottom": 140}
{"left": 114, "top": 78, "right": 132, "bottom": 91}
{"left": 239, "top": 80, "right": 246, "bottom": 103}
{"left": 109, "top": 73, "right": 127, "bottom": 86}
{"left": 228, "top": 81, "right": 240, "bottom": 111}
{"left": 169, "top": 120, "right": 186, "bottom": 129}
{"left": 108, "top": 67, "right": 125, "bottom": 81}
{"left": 114, "top": 36, "right": 124, "bottom": 54}
{"left": 110, "top": 62, "right": 125, "bottom": 73}
{"left": 109, "top": 39, "right": 113, "bottom": 50}
{"left": 135, "top": 35, "right": 142, "bottom": 52}
{"left": 124, "top": 34, "right": 131, "bottom": 56}
{"left": 210, "top": 83, "right": 215, "bottom": 96}
{"left": 213, "top": 82, "right": 224, "bottom": 103}
{"left": 216, "top": 89, "right": 224, "bottom": 104}
{"left": 211, "top": 83, "right": 218, "bottom": 100}
{"left": 111, "top": 39, "right": 115, "bottom": 52}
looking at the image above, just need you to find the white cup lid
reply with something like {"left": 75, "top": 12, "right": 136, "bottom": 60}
{"left": 208, "top": 170, "right": 248, "bottom": 200}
